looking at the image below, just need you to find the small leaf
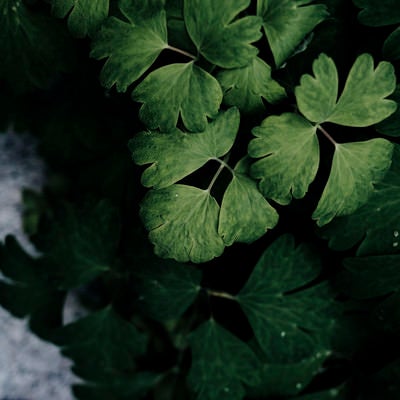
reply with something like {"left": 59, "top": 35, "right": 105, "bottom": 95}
{"left": 313, "top": 139, "right": 393, "bottom": 226}
{"left": 353, "top": 0, "right": 400, "bottom": 26}
{"left": 218, "top": 158, "right": 279, "bottom": 246}
{"left": 217, "top": 57, "right": 287, "bottom": 114}
{"left": 132, "top": 62, "right": 223, "bottom": 132}
{"left": 140, "top": 185, "right": 224, "bottom": 263}
{"left": 296, "top": 53, "right": 397, "bottom": 127}
{"left": 248, "top": 113, "right": 319, "bottom": 205}
{"left": 257, "top": 0, "right": 328, "bottom": 67}
{"left": 90, "top": 0, "right": 168, "bottom": 92}
{"left": 237, "top": 235, "right": 337, "bottom": 363}
{"left": 130, "top": 108, "right": 240, "bottom": 189}
{"left": 184, "top": 0, "right": 262, "bottom": 68}
{"left": 51, "top": 0, "right": 109, "bottom": 37}
{"left": 188, "top": 319, "right": 261, "bottom": 400}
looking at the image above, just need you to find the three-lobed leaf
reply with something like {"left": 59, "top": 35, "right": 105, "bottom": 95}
{"left": 184, "top": 0, "right": 262, "bottom": 68}
{"left": 132, "top": 62, "right": 223, "bottom": 132}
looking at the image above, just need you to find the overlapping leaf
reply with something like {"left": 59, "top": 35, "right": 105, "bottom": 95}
{"left": 90, "top": 0, "right": 168, "bottom": 92}
{"left": 295, "top": 53, "right": 397, "bottom": 126}
{"left": 184, "top": 0, "right": 262, "bottom": 68}
{"left": 132, "top": 62, "right": 223, "bottom": 132}
{"left": 188, "top": 319, "right": 261, "bottom": 400}
{"left": 51, "top": 0, "right": 109, "bottom": 37}
{"left": 216, "top": 57, "right": 286, "bottom": 114}
{"left": 248, "top": 113, "right": 319, "bottom": 204}
{"left": 0, "top": 0, "right": 74, "bottom": 90}
{"left": 237, "top": 235, "right": 337, "bottom": 363}
{"left": 313, "top": 139, "right": 394, "bottom": 226}
{"left": 130, "top": 108, "right": 239, "bottom": 189}
{"left": 257, "top": 0, "right": 328, "bottom": 67}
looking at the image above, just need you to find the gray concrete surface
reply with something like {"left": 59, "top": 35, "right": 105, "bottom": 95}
{"left": 0, "top": 130, "right": 78, "bottom": 400}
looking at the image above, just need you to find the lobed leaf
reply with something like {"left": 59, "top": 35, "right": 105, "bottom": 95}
{"left": 257, "top": 0, "right": 328, "bottom": 67}
{"left": 353, "top": 0, "right": 400, "bottom": 26}
{"left": 313, "top": 139, "right": 393, "bottom": 226}
{"left": 133, "top": 62, "right": 223, "bottom": 132}
{"left": 188, "top": 319, "right": 261, "bottom": 400}
{"left": 249, "top": 113, "right": 319, "bottom": 205}
{"left": 184, "top": 0, "right": 262, "bottom": 68}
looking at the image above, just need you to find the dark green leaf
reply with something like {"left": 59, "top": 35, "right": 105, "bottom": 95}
{"left": 184, "top": 0, "right": 262, "bottom": 68}
{"left": 237, "top": 235, "right": 337, "bottom": 363}
{"left": 353, "top": 0, "right": 400, "bottom": 26}
{"left": 188, "top": 319, "right": 261, "bottom": 400}
{"left": 383, "top": 26, "right": 400, "bottom": 60}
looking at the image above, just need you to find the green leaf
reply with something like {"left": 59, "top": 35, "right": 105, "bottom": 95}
{"left": 51, "top": 0, "right": 109, "bottom": 37}
{"left": 237, "top": 235, "right": 337, "bottom": 363}
{"left": 130, "top": 108, "right": 240, "bottom": 189}
{"left": 320, "top": 145, "right": 400, "bottom": 253}
{"left": 257, "top": 0, "right": 328, "bottom": 67}
{"left": 218, "top": 158, "right": 279, "bottom": 246}
{"left": 90, "top": 0, "right": 168, "bottom": 92}
{"left": 376, "top": 85, "right": 400, "bottom": 136}
{"left": 140, "top": 185, "right": 224, "bottom": 263}
{"left": 132, "top": 62, "right": 223, "bottom": 132}
{"left": 184, "top": 0, "right": 262, "bottom": 68}
{"left": 353, "top": 0, "right": 400, "bottom": 26}
{"left": 312, "top": 139, "right": 393, "bottom": 226}
{"left": 188, "top": 319, "right": 261, "bottom": 400}
{"left": 0, "top": 236, "right": 65, "bottom": 339}
{"left": 54, "top": 306, "right": 147, "bottom": 381}
{"left": 383, "top": 26, "right": 400, "bottom": 60}
{"left": 0, "top": 0, "right": 74, "bottom": 90}
{"left": 248, "top": 113, "right": 319, "bottom": 205}
{"left": 216, "top": 57, "right": 287, "bottom": 114}
{"left": 296, "top": 53, "right": 397, "bottom": 127}
{"left": 39, "top": 200, "right": 121, "bottom": 289}
{"left": 134, "top": 259, "right": 202, "bottom": 321}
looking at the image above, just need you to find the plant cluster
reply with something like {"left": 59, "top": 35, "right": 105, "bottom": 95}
{"left": 1, "top": 0, "right": 400, "bottom": 399}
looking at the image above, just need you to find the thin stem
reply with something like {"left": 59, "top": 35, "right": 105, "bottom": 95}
{"left": 166, "top": 45, "right": 197, "bottom": 60}
{"left": 207, "top": 156, "right": 234, "bottom": 192}
{"left": 317, "top": 124, "right": 337, "bottom": 147}
{"left": 206, "top": 289, "right": 237, "bottom": 301}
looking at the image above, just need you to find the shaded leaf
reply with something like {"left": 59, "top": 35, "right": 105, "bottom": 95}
{"left": 313, "top": 139, "right": 393, "bottom": 226}
{"left": 184, "top": 0, "right": 262, "bottom": 68}
{"left": 51, "top": 0, "right": 109, "bottom": 37}
{"left": 90, "top": 0, "right": 168, "bottom": 92}
{"left": 216, "top": 57, "right": 286, "bottom": 114}
{"left": 237, "top": 235, "right": 337, "bottom": 363}
{"left": 257, "top": 0, "right": 328, "bottom": 67}
{"left": 130, "top": 108, "right": 239, "bottom": 189}
{"left": 132, "top": 62, "right": 223, "bottom": 132}
{"left": 218, "top": 157, "right": 279, "bottom": 246}
{"left": 140, "top": 184, "right": 224, "bottom": 263}
{"left": 188, "top": 319, "right": 261, "bottom": 400}
{"left": 383, "top": 26, "right": 400, "bottom": 60}
{"left": 353, "top": 0, "right": 400, "bottom": 26}
{"left": 248, "top": 113, "right": 319, "bottom": 205}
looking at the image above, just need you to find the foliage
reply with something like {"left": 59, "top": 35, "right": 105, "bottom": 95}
{"left": 1, "top": 0, "right": 400, "bottom": 399}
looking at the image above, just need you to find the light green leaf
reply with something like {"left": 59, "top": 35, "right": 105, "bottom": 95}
{"left": 51, "top": 0, "right": 109, "bottom": 37}
{"left": 218, "top": 158, "right": 279, "bottom": 246}
{"left": 132, "top": 62, "right": 223, "bottom": 132}
{"left": 216, "top": 57, "right": 287, "bottom": 114}
{"left": 296, "top": 53, "right": 397, "bottom": 127}
{"left": 129, "top": 108, "right": 240, "bottom": 189}
{"left": 257, "top": 0, "right": 328, "bottom": 67}
{"left": 320, "top": 145, "right": 400, "bottom": 253}
{"left": 90, "top": 0, "right": 168, "bottom": 92}
{"left": 134, "top": 259, "right": 202, "bottom": 321}
{"left": 376, "top": 85, "right": 400, "bottom": 137}
{"left": 353, "top": 0, "right": 400, "bottom": 26}
{"left": 188, "top": 319, "right": 261, "bottom": 400}
{"left": 313, "top": 139, "right": 393, "bottom": 226}
{"left": 140, "top": 184, "right": 224, "bottom": 263}
{"left": 184, "top": 0, "right": 262, "bottom": 68}
{"left": 237, "top": 235, "right": 337, "bottom": 363}
{"left": 248, "top": 113, "right": 319, "bottom": 205}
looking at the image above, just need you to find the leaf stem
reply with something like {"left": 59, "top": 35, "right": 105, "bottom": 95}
{"left": 166, "top": 45, "right": 197, "bottom": 60}
{"left": 317, "top": 124, "right": 337, "bottom": 147}
{"left": 206, "top": 289, "right": 237, "bottom": 301}
{"left": 207, "top": 156, "right": 234, "bottom": 192}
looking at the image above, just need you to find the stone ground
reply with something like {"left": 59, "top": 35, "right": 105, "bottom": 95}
{"left": 0, "top": 130, "right": 79, "bottom": 400}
